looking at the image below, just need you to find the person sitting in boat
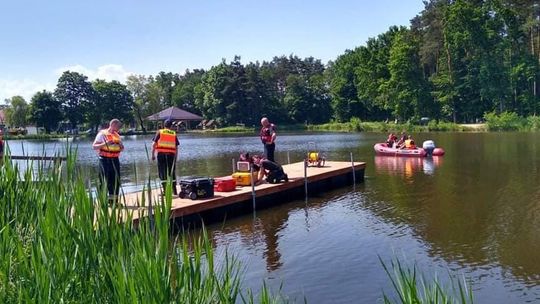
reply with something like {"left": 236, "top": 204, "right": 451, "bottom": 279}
{"left": 386, "top": 133, "right": 397, "bottom": 148}
{"left": 396, "top": 132, "right": 407, "bottom": 149}
{"left": 404, "top": 135, "right": 416, "bottom": 149}
{"left": 251, "top": 154, "right": 289, "bottom": 185}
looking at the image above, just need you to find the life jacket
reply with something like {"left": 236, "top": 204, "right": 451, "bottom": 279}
{"left": 99, "top": 130, "right": 122, "bottom": 158}
{"left": 156, "top": 129, "right": 177, "bottom": 154}
{"left": 260, "top": 124, "right": 275, "bottom": 144}
{"left": 405, "top": 139, "right": 416, "bottom": 149}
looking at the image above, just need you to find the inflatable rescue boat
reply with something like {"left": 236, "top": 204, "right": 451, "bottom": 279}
{"left": 374, "top": 140, "right": 445, "bottom": 157}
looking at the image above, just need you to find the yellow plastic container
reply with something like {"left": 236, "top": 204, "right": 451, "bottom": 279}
{"left": 232, "top": 172, "right": 258, "bottom": 186}
{"left": 308, "top": 152, "right": 319, "bottom": 162}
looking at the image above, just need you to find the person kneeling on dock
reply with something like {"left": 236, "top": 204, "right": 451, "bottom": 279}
{"left": 93, "top": 119, "right": 124, "bottom": 205}
{"left": 252, "top": 155, "right": 288, "bottom": 185}
{"left": 152, "top": 119, "right": 179, "bottom": 195}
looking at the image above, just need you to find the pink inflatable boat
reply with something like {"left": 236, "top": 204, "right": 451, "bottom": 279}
{"left": 374, "top": 143, "right": 445, "bottom": 157}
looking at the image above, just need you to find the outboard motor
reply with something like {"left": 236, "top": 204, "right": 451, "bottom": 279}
{"left": 422, "top": 140, "right": 436, "bottom": 157}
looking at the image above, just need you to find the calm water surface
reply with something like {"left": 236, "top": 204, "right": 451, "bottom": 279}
{"left": 6, "top": 132, "right": 540, "bottom": 303}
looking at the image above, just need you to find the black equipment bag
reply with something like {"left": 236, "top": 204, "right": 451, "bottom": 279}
{"left": 178, "top": 176, "right": 214, "bottom": 200}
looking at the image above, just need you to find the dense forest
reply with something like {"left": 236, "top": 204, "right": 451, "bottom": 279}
{"left": 3, "top": 0, "right": 540, "bottom": 131}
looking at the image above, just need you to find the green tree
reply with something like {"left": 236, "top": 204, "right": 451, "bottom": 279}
{"left": 354, "top": 26, "right": 406, "bottom": 120}
{"left": 92, "top": 80, "right": 134, "bottom": 130}
{"left": 4, "top": 96, "right": 28, "bottom": 127}
{"left": 284, "top": 74, "right": 331, "bottom": 124}
{"left": 30, "top": 91, "right": 62, "bottom": 133}
{"left": 126, "top": 74, "right": 150, "bottom": 133}
{"left": 155, "top": 71, "right": 180, "bottom": 107}
{"left": 171, "top": 69, "right": 205, "bottom": 115}
{"left": 328, "top": 49, "right": 364, "bottom": 121}
{"left": 382, "top": 31, "right": 433, "bottom": 121}
{"left": 54, "top": 71, "right": 95, "bottom": 129}
{"left": 197, "top": 57, "right": 247, "bottom": 125}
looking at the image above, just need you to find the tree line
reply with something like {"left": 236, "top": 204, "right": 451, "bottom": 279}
{"left": 3, "top": 0, "right": 539, "bottom": 133}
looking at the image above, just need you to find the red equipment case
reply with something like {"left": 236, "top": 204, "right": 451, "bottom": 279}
{"left": 214, "top": 177, "right": 237, "bottom": 192}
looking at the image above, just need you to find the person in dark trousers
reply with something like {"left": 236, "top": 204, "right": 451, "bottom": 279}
{"left": 0, "top": 130, "right": 4, "bottom": 154}
{"left": 152, "top": 119, "right": 179, "bottom": 195}
{"left": 92, "top": 119, "right": 124, "bottom": 204}
{"left": 260, "top": 117, "right": 277, "bottom": 162}
{"left": 0, "top": 129, "right": 4, "bottom": 164}
{"left": 252, "top": 155, "right": 288, "bottom": 184}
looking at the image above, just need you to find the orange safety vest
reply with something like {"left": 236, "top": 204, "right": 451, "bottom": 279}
{"left": 405, "top": 139, "right": 415, "bottom": 149}
{"left": 99, "top": 130, "right": 122, "bottom": 158}
{"left": 156, "top": 129, "right": 177, "bottom": 154}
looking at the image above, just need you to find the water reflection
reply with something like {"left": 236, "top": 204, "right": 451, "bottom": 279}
{"left": 374, "top": 156, "right": 443, "bottom": 178}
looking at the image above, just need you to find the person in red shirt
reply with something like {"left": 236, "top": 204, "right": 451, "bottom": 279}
{"left": 259, "top": 117, "right": 277, "bottom": 162}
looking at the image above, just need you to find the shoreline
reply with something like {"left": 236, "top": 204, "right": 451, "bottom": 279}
{"left": 7, "top": 122, "right": 530, "bottom": 140}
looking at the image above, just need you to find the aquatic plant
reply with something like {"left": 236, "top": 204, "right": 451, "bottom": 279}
{"left": 380, "top": 257, "right": 474, "bottom": 304}
{"left": 0, "top": 149, "right": 282, "bottom": 303}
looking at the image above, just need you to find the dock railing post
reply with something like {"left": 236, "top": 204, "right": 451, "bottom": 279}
{"left": 250, "top": 164, "right": 256, "bottom": 211}
{"left": 147, "top": 178, "right": 154, "bottom": 231}
{"left": 304, "top": 159, "right": 308, "bottom": 199}
{"left": 232, "top": 158, "right": 236, "bottom": 173}
{"left": 287, "top": 151, "right": 290, "bottom": 164}
{"left": 350, "top": 152, "right": 356, "bottom": 185}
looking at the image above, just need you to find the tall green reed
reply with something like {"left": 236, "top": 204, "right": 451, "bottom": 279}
{"left": 380, "top": 257, "right": 474, "bottom": 304}
{"left": 0, "top": 148, "right": 282, "bottom": 303}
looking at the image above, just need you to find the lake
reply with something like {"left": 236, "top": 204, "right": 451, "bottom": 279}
{"left": 5, "top": 132, "right": 540, "bottom": 303}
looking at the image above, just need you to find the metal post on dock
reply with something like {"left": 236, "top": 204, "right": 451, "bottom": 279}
{"left": 350, "top": 152, "right": 356, "bottom": 185}
{"left": 287, "top": 151, "right": 291, "bottom": 164}
{"left": 250, "top": 164, "right": 256, "bottom": 211}
{"left": 232, "top": 158, "right": 236, "bottom": 173}
{"left": 146, "top": 179, "right": 155, "bottom": 231}
{"left": 304, "top": 159, "right": 308, "bottom": 199}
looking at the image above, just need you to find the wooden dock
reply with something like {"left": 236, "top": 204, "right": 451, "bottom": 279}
{"left": 122, "top": 161, "right": 366, "bottom": 225}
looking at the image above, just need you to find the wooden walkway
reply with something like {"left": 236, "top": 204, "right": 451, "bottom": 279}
{"left": 121, "top": 161, "right": 366, "bottom": 224}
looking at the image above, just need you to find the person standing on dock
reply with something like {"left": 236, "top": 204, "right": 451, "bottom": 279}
{"left": 260, "top": 117, "right": 277, "bottom": 162}
{"left": 152, "top": 119, "right": 179, "bottom": 195}
{"left": 0, "top": 130, "right": 4, "bottom": 155}
{"left": 93, "top": 119, "right": 124, "bottom": 204}
{"left": 0, "top": 129, "right": 4, "bottom": 164}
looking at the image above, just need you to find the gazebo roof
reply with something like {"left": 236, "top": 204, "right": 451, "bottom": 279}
{"left": 146, "top": 106, "right": 203, "bottom": 121}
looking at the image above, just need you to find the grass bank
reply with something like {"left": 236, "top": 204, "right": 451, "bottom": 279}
{"left": 307, "top": 118, "right": 483, "bottom": 133}
{"left": 3, "top": 133, "right": 75, "bottom": 140}
{"left": 201, "top": 124, "right": 307, "bottom": 133}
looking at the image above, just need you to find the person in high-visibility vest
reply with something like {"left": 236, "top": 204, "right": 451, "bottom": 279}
{"left": 0, "top": 129, "right": 4, "bottom": 165}
{"left": 92, "top": 119, "right": 124, "bottom": 204}
{"left": 260, "top": 117, "right": 277, "bottom": 162}
{"left": 152, "top": 119, "right": 179, "bottom": 195}
{"left": 0, "top": 129, "right": 4, "bottom": 157}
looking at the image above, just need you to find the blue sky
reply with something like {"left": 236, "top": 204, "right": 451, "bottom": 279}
{"left": 0, "top": 0, "right": 425, "bottom": 102}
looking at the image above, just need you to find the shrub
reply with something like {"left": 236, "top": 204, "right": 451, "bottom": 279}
{"left": 526, "top": 116, "right": 540, "bottom": 131}
{"left": 484, "top": 111, "right": 526, "bottom": 131}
